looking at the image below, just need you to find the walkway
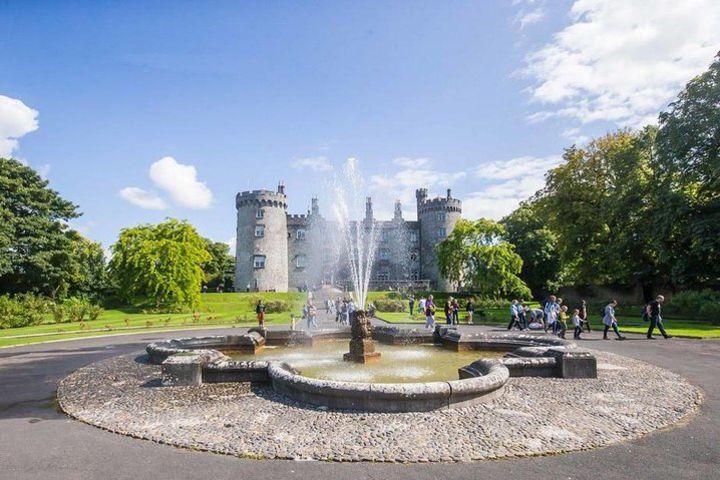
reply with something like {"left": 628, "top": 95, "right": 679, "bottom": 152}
{"left": 1, "top": 324, "right": 718, "bottom": 480}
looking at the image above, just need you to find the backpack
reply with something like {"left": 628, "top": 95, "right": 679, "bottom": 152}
{"left": 641, "top": 304, "right": 650, "bottom": 322}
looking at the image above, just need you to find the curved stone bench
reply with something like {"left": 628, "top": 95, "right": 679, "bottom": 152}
{"left": 268, "top": 359, "right": 509, "bottom": 412}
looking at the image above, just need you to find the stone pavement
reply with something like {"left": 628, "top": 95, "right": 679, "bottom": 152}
{"left": 1, "top": 323, "right": 718, "bottom": 480}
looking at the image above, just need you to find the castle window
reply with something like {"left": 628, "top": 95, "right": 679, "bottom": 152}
{"left": 436, "top": 212, "right": 446, "bottom": 221}
{"left": 255, "top": 209, "right": 264, "bottom": 219}
{"left": 296, "top": 255, "right": 307, "bottom": 268}
{"left": 377, "top": 272, "right": 390, "bottom": 281}
{"left": 410, "top": 252, "right": 418, "bottom": 262}
{"left": 253, "top": 255, "right": 266, "bottom": 269}
{"left": 410, "top": 271, "right": 419, "bottom": 281}
{"left": 380, "top": 230, "right": 388, "bottom": 241}
{"left": 296, "top": 229, "right": 306, "bottom": 240}
{"left": 409, "top": 232, "right": 418, "bottom": 243}
{"left": 254, "top": 225, "right": 265, "bottom": 237}
{"left": 436, "top": 227, "right": 446, "bottom": 239}
{"left": 378, "top": 248, "right": 390, "bottom": 260}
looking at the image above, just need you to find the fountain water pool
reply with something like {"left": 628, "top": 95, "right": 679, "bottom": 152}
{"left": 226, "top": 340, "right": 503, "bottom": 383}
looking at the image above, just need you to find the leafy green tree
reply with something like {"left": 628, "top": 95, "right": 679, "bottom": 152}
{"left": 653, "top": 52, "right": 720, "bottom": 288}
{"left": 0, "top": 158, "right": 86, "bottom": 297}
{"left": 536, "top": 129, "right": 659, "bottom": 288}
{"left": 109, "top": 219, "right": 211, "bottom": 310}
{"left": 436, "top": 218, "right": 531, "bottom": 298}
{"left": 202, "top": 239, "right": 235, "bottom": 290}
{"left": 501, "top": 202, "right": 561, "bottom": 299}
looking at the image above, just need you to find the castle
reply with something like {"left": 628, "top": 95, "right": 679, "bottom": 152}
{"left": 235, "top": 182, "right": 462, "bottom": 292}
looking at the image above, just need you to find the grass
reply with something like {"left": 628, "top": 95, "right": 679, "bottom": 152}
{"left": 0, "top": 292, "right": 305, "bottom": 348}
{"left": 3, "top": 290, "right": 719, "bottom": 347}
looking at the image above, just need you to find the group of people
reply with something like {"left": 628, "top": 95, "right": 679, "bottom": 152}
{"left": 412, "top": 295, "right": 476, "bottom": 331}
{"left": 507, "top": 294, "right": 671, "bottom": 341}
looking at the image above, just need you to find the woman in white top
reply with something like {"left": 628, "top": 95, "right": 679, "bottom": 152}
{"left": 602, "top": 300, "right": 626, "bottom": 340}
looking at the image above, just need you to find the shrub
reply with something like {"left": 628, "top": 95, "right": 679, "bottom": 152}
{"left": 63, "top": 297, "right": 90, "bottom": 322}
{"left": 264, "top": 299, "right": 289, "bottom": 313}
{"left": 374, "top": 298, "right": 406, "bottom": 312}
{"left": 0, "top": 296, "right": 21, "bottom": 329}
{"left": 50, "top": 303, "right": 67, "bottom": 324}
{"left": 667, "top": 289, "right": 720, "bottom": 321}
{"left": 5, "top": 294, "right": 49, "bottom": 328}
{"left": 87, "top": 304, "right": 104, "bottom": 321}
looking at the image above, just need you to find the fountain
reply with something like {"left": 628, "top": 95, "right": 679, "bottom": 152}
{"left": 330, "top": 158, "right": 382, "bottom": 363}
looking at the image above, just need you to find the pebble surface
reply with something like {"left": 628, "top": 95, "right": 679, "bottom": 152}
{"left": 57, "top": 350, "right": 701, "bottom": 463}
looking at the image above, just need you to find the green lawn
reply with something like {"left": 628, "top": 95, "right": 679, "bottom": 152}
{"left": 0, "top": 292, "right": 305, "bottom": 348}
{"left": 3, "top": 290, "right": 719, "bottom": 347}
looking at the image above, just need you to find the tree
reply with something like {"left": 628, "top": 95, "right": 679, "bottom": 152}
{"left": 0, "top": 158, "right": 87, "bottom": 297}
{"left": 436, "top": 218, "right": 531, "bottom": 298}
{"left": 653, "top": 52, "right": 720, "bottom": 288}
{"left": 535, "top": 129, "right": 659, "bottom": 289}
{"left": 109, "top": 219, "right": 211, "bottom": 310}
{"left": 501, "top": 202, "right": 561, "bottom": 299}
{"left": 202, "top": 239, "right": 235, "bottom": 290}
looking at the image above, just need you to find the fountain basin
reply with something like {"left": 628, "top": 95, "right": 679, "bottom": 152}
{"left": 147, "top": 327, "right": 597, "bottom": 412}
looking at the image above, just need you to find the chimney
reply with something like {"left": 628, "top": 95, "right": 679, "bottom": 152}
{"left": 394, "top": 200, "right": 402, "bottom": 220}
{"left": 447, "top": 188, "right": 451, "bottom": 199}
{"left": 278, "top": 180, "right": 285, "bottom": 195}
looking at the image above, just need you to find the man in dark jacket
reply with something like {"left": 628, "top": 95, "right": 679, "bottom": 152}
{"left": 647, "top": 295, "right": 672, "bottom": 339}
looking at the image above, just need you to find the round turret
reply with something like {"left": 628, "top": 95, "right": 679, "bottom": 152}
{"left": 235, "top": 186, "right": 289, "bottom": 292}
{"left": 416, "top": 188, "right": 462, "bottom": 291}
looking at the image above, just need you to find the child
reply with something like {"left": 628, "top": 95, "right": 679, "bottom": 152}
{"left": 290, "top": 314, "right": 297, "bottom": 331}
{"left": 557, "top": 305, "right": 569, "bottom": 339}
{"left": 571, "top": 308, "right": 583, "bottom": 339}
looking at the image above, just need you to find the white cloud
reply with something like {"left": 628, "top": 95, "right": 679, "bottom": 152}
{"left": 560, "top": 127, "right": 589, "bottom": 145}
{"left": 226, "top": 236, "right": 237, "bottom": 253}
{"left": 524, "top": 0, "right": 720, "bottom": 127}
{"left": 517, "top": 8, "right": 545, "bottom": 29}
{"left": 148, "top": 156, "right": 213, "bottom": 209}
{"left": 119, "top": 187, "right": 168, "bottom": 210}
{"left": 0, "top": 95, "right": 39, "bottom": 157}
{"left": 474, "top": 155, "right": 562, "bottom": 181}
{"left": 393, "top": 157, "right": 432, "bottom": 168}
{"left": 369, "top": 158, "right": 466, "bottom": 220}
{"left": 465, "top": 155, "right": 562, "bottom": 220}
{"left": 291, "top": 156, "right": 333, "bottom": 172}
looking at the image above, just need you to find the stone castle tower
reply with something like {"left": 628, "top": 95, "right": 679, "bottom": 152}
{"left": 235, "top": 183, "right": 289, "bottom": 292}
{"left": 235, "top": 183, "right": 462, "bottom": 292}
{"left": 416, "top": 188, "right": 462, "bottom": 291}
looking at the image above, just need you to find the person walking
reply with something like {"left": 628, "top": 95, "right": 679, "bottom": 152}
{"left": 571, "top": 308, "right": 584, "bottom": 339}
{"left": 452, "top": 298, "right": 460, "bottom": 325}
{"left": 603, "top": 299, "right": 626, "bottom": 340}
{"left": 425, "top": 295, "right": 436, "bottom": 331}
{"left": 508, "top": 299, "right": 520, "bottom": 330}
{"left": 408, "top": 296, "right": 415, "bottom": 317}
{"left": 256, "top": 299, "right": 266, "bottom": 327}
{"left": 444, "top": 297, "right": 453, "bottom": 325}
{"left": 557, "top": 305, "right": 569, "bottom": 338}
{"left": 647, "top": 295, "right": 672, "bottom": 339}
{"left": 418, "top": 296, "right": 426, "bottom": 315}
{"left": 578, "top": 299, "right": 590, "bottom": 332}
{"left": 308, "top": 303, "right": 318, "bottom": 329}
{"left": 544, "top": 295, "right": 557, "bottom": 333}
{"left": 466, "top": 298, "right": 475, "bottom": 324}
{"left": 517, "top": 299, "right": 528, "bottom": 330}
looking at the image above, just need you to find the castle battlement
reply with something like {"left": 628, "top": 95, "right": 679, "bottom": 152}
{"left": 418, "top": 197, "right": 462, "bottom": 213}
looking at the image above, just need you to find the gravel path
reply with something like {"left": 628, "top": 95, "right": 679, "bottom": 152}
{"left": 57, "top": 349, "right": 701, "bottom": 462}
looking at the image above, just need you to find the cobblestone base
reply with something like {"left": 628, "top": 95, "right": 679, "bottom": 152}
{"left": 57, "top": 351, "right": 701, "bottom": 463}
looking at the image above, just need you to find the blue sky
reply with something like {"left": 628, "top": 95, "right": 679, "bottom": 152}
{"left": 2, "top": 0, "right": 719, "bottom": 252}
